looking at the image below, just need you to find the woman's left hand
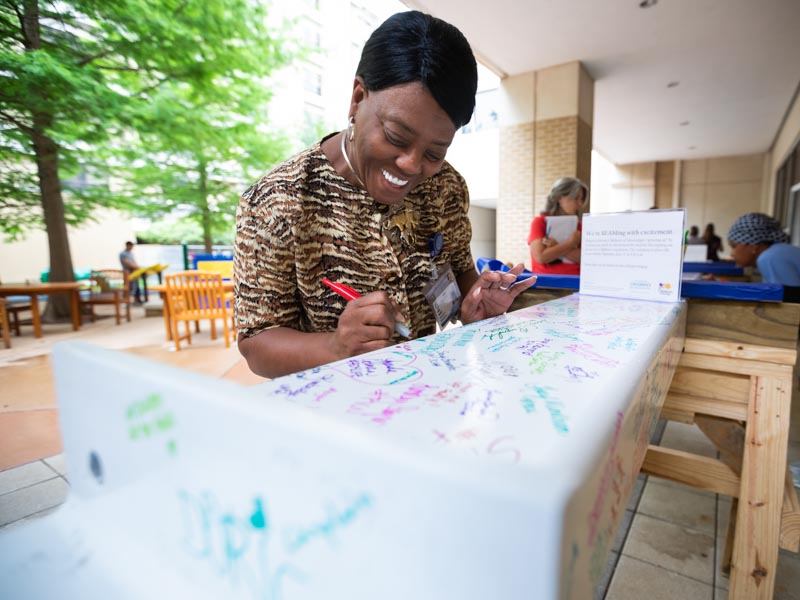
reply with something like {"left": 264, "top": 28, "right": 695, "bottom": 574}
{"left": 460, "top": 263, "right": 537, "bottom": 325}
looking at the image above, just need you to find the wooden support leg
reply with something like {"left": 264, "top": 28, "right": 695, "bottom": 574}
{"left": 70, "top": 290, "right": 80, "bottom": 331}
{"left": 0, "top": 301, "right": 10, "bottom": 349}
{"left": 11, "top": 309, "right": 21, "bottom": 336}
{"left": 781, "top": 468, "right": 800, "bottom": 552}
{"left": 171, "top": 317, "right": 181, "bottom": 352}
{"left": 114, "top": 296, "right": 121, "bottom": 325}
{"left": 728, "top": 375, "right": 792, "bottom": 599}
{"left": 161, "top": 293, "right": 172, "bottom": 341}
{"left": 30, "top": 294, "right": 42, "bottom": 338}
{"left": 722, "top": 498, "right": 738, "bottom": 575}
{"left": 222, "top": 316, "right": 230, "bottom": 348}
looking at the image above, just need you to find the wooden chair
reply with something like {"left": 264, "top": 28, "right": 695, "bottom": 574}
{"left": 163, "top": 271, "right": 234, "bottom": 351}
{"left": 81, "top": 269, "right": 131, "bottom": 325}
{"left": 4, "top": 299, "right": 32, "bottom": 336}
{"left": 0, "top": 298, "right": 10, "bottom": 349}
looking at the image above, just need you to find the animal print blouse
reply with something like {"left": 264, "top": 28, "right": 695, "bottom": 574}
{"left": 233, "top": 137, "right": 475, "bottom": 342}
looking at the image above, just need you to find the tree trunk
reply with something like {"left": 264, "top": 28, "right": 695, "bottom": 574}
{"left": 36, "top": 127, "right": 76, "bottom": 321}
{"left": 200, "top": 164, "right": 213, "bottom": 253}
{"left": 25, "top": 0, "right": 75, "bottom": 321}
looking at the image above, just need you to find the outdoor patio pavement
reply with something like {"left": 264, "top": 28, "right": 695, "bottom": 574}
{"left": 1, "top": 302, "right": 799, "bottom": 599}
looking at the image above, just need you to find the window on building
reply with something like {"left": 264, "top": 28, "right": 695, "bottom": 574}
{"left": 350, "top": 2, "right": 378, "bottom": 28}
{"left": 303, "top": 68, "right": 322, "bottom": 96}
{"left": 460, "top": 88, "right": 499, "bottom": 134}
{"left": 301, "top": 18, "right": 321, "bottom": 50}
{"left": 300, "top": 106, "right": 327, "bottom": 147}
{"left": 775, "top": 142, "right": 799, "bottom": 226}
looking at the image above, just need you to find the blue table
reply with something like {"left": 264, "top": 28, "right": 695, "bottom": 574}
{"left": 477, "top": 258, "right": 784, "bottom": 302}
{"left": 682, "top": 261, "right": 744, "bottom": 276}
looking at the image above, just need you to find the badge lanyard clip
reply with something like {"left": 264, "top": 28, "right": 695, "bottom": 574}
{"left": 429, "top": 232, "right": 444, "bottom": 279}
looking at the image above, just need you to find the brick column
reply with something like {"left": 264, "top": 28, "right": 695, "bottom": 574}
{"left": 496, "top": 62, "right": 593, "bottom": 267}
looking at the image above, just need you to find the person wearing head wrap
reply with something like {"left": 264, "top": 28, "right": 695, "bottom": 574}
{"left": 727, "top": 213, "right": 800, "bottom": 286}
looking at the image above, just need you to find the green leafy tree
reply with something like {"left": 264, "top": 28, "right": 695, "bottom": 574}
{"left": 0, "top": 0, "right": 292, "bottom": 318}
{"left": 122, "top": 71, "right": 292, "bottom": 252}
{"left": 136, "top": 217, "right": 234, "bottom": 246}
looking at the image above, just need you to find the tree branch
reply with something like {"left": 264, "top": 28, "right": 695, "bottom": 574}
{"left": 0, "top": 108, "right": 34, "bottom": 135}
{"left": 77, "top": 49, "right": 115, "bottom": 67}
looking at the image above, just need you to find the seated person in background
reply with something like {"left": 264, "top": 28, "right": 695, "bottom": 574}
{"left": 687, "top": 225, "right": 703, "bottom": 244}
{"left": 703, "top": 222, "right": 723, "bottom": 261}
{"left": 527, "top": 177, "right": 587, "bottom": 274}
{"left": 727, "top": 213, "right": 800, "bottom": 299}
{"left": 234, "top": 11, "right": 536, "bottom": 379}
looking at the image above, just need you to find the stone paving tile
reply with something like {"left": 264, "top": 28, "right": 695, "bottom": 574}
{"left": 606, "top": 555, "right": 713, "bottom": 600}
{"left": 0, "top": 461, "right": 58, "bottom": 496}
{"left": 622, "top": 513, "right": 714, "bottom": 585}
{"left": 637, "top": 479, "right": 716, "bottom": 535}
{"left": 0, "top": 477, "right": 68, "bottom": 527}
{"left": 42, "top": 453, "right": 68, "bottom": 478}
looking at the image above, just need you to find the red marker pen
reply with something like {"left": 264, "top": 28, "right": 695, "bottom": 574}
{"left": 322, "top": 278, "right": 410, "bottom": 338}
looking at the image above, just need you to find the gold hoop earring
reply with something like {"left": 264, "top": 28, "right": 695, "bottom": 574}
{"left": 341, "top": 117, "right": 365, "bottom": 189}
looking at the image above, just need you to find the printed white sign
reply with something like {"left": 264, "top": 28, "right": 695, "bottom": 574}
{"left": 579, "top": 209, "right": 686, "bottom": 302}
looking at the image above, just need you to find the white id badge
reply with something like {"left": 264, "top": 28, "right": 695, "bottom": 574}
{"left": 423, "top": 263, "right": 462, "bottom": 329}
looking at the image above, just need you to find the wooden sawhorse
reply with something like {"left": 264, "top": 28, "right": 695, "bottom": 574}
{"left": 643, "top": 299, "right": 800, "bottom": 599}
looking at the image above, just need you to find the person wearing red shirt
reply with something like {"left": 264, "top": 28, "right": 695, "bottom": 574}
{"left": 527, "top": 177, "right": 588, "bottom": 274}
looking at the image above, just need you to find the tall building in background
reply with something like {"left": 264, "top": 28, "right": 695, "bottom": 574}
{"left": 268, "top": 0, "right": 408, "bottom": 153}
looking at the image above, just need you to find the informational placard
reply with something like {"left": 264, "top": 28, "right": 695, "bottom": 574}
{"left": 580, "top": 209, "right": 686, "bottom": 302}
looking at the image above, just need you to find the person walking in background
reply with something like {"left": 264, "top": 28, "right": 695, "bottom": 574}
{"left": 527, "top": 177, "right": 588, "bottom": 274}
{"left": 703, "top": 223, "right": 723, "bottom": 261}
{"left": 119, "top": 241, "right": 142, "bottom": 305}
{"left": 687, "top": 225, "right": 703, "bottom": 244}
{"left": 727, "top": 213, "right": 800, "bottom": 301}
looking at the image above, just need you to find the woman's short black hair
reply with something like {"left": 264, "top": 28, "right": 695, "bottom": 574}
{"left": 356, "top": 11, "right": 478, "bottom": 128}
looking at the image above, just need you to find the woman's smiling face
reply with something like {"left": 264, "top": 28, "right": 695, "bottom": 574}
{"left": 349, "top": 79, "right": 457, "bottom": 205}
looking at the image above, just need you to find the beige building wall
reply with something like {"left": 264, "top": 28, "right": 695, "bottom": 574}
{"left": 605, "top": 162, "right": 656, "bottom": 212}
{"left": 655, "top": 162, "right": 675, "bottom": 209}
{"left": 498, "top": 120, "right": 535, "bottom": 265}
{"left": 0, "top": 210, "right": 137, "bottom": 283}
{"left": 496, "top": 62, "right": 593, "bottom": 267}
{"left": 766, "top": 87, "right": 800, "bottom": 211}
{"left": 468, "top": 205, "right": 496, "bottom": 263}
{"left": 679, "top": 154, "right": 766, "bottom": 252}
{"left": 534, "top": 117, "right": 578, "bottom": 210}
{"left": 497, "top": 72, "right": 536, "bottom": 267}
{"left": 590, "top": 153, "right": 766, "bottom": 259}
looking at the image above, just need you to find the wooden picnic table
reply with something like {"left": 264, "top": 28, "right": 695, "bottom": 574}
{"left": 0, "top": 282, "right": 83, "bottom": 338}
